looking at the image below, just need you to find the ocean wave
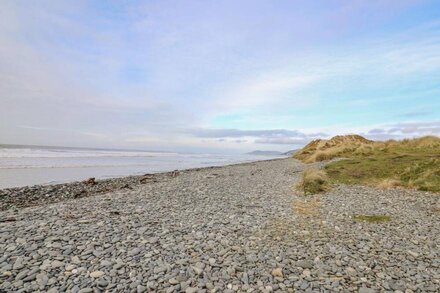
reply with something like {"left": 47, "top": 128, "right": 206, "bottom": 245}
{"left": 0, "top": 148, "right": 177, "bottom": 158}
{"left": 0, "top": 163, "right": 166, "bottom": 169}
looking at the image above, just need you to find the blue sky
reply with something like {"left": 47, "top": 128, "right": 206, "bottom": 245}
{"left": 0, "top": 0, "right": 439, "bottom": 153}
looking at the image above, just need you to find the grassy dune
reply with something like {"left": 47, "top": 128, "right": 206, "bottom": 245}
{"left": 294, "top": 135, "right": 440, "bottom": 192}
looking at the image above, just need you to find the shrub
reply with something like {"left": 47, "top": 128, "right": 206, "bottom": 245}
{"left": 296, "top": 169, "right": 330, "bottom": 195}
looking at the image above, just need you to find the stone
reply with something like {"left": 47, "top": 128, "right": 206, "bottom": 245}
{"left": 90, "top": 271, "right": 105, "bottom": 278}
{"left": 51, "top": 260, "right": 64, "bottom": 268}
{"left": 169, "top": 278, "right": 179, "bottom": 285}
{"left": 191, "top": 266, "right": 203, "bottom": 276}
{"left": 71, "top": 256, "right": 81, "bottom": 264}
{"left": 13, "top": 257, "right": 24, "bottom": 270}
{"left": 97, "top": 279, "right": 109, "bottom": 287}
{"left": 153, "top": 266, "right": 167, "bottom": 274}
{"left": 271, "top": 268, "right": 283, "bottom": 278}
{"left": 129, "top": 248, "right": 141, "bottom": 256}
{"left": 296, "top": 260, "right": 314, "bottom": 269}
{"left": 100, "top": 260, "right": 112, "bottom": 266}
{"left": 15, "top": 270, "right": 29, "bottom": 281}
{"left": 346, "top": 267, "right": 357, "bottom": 276}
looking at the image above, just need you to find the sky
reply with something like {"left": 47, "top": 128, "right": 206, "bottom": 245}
{"left": 0, "top": 0, "right": 439, "bottom": 153}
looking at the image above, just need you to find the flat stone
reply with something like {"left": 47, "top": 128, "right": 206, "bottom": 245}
{"left": 13, "top": 257, "right": 24, "bottom": 270}
{"left": 51, "top": 260, "right": 64, "bottom": 268}
{"left": 296, "top": 260, "right": 314, "bottom": 269}
{"left": 71, "top": 256, "right": 81, "bottom": 264}
{"left": 169, "top": 278, "right": 179, "bottom": 285}
{"left": 129, "top": 248, "right": 141, "bottom": 256}
{"left": 90, "top": 271, "right": 105, "bottom": 278}
{"left": 346, "top": 267, "right": 357, "bottom": 276}
{"left": 15, "top": 270, "right": 29, "bottom": 281}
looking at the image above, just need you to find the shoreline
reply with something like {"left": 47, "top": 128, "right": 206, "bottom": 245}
{"left": 0, "top": 157, "right": 287, "bottom": 211}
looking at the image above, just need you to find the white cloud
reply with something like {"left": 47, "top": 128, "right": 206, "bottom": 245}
{"left": 213, "top": 74, "right": 319, "bottom": 110}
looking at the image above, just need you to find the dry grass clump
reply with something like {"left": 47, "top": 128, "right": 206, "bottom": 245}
{"left": 296, "top": 169, "right": 330, "bottom": 195}
{"left": 292, "top": 198, "right": 321, "bottom": 216}
{"left": 353, "top": 214, "right": 391, "bottom": 223}
{"left": 377, "top": 179, "right": 402, "bottom": 189}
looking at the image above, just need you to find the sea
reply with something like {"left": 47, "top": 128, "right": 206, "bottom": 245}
{"left": 0, "top": 145, "right": 284, "bottom": 189}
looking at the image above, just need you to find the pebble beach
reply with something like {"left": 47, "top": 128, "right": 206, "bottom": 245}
{"left": 0, "top": 158, "right": 439, "bottom": 292}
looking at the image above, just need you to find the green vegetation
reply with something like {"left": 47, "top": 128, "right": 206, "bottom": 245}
{"left": 353, "top": 214, "right": 391, "bottom": 223}
{"left": 296, "top": 169, "right": 330, "bottom": 195}
{"left": 294, "top": 135, "right": 440, "bottom": 192}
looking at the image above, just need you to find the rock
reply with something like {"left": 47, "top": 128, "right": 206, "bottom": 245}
{"left": 100, "top": 260, "right": 112, "bottom": 266}
{"left": 13, "top": 257, "right": 24, "bottom": 270}
{"left": 129, "top": 247, "right": 141, "bottom": 256}
{"left": 191, "top": 266, "right": 203, "bottom": 276}
{"left": 90, "top": 271, "right": 105, "bottom": 278}
{"left": 97, "top": 279, "right": 109, "bottom": 287}
{"left": 153, "top": 266, "right": 167, "bottom": 274}
{"left": 36, "top": 273, "right": 48, "bottom": 288}
{"left": 83, "top": 178, "right": 96, "bottom": 185}
{"left": 71, "top": 256, "right": 81, "bottom": 264}
{"left": 346, "top": 267, "right": 357, "bottom": 276}
{"left": 147, "top": 237, "right": 159, "bottom": 244}
{"left": 296, "top": 260, "right": 314, "bottom": 269}
{"left": 169, "top": 278, "right": 179, "bottom": 285}
{"left": 51, "top": 260, "right": 64, "bottom": 268}
{"left": 359, "top": 287, "right": 376, "bottom": 293}
{"left": 15, "top": 270, "right": 29, "bottom": 281}
{"left": 271, "top": 268, "right": 283, "bottom": 278}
